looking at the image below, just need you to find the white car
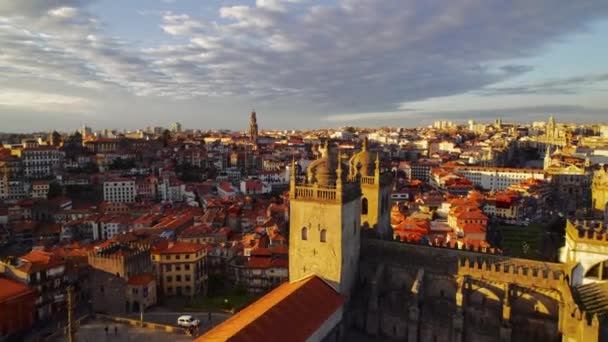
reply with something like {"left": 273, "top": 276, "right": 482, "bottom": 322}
{"left": 177, "top": 315, "right": 200, "bottom": 328}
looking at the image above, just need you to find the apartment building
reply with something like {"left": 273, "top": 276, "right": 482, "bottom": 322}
{"left": 20, "top": 147, "right": 65, "bottom": 179}
{"left": 152, "top": 241, "right": 207, "bottom": 298}
{"left": 103, "top": 178, "right": 136, "bottom": 203}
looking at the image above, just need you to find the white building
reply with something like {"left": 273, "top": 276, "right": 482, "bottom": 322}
{"left": 103, "top": 178, "right": 136, "bottom": 203}
{"left": 31, "top": 180, "right": 50, "bottom": 199}
{"left": 454, "top": 166, "right": 545, "bottom": 190}
{"left": 21, "top": 147, "right": 65, "bottom": 179}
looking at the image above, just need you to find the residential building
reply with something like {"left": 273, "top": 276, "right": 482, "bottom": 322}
{"left": 0, "top": 250, "right": 67, "bottom": 321}
{"left": 152, "top": 241, "right": 208, "bottom": 297}
{"left": 19, "top": 147, "right": 65, "bottom": 179}
{"left": 0, "top": 277, "right": 37, "bottom": 337}
{"left": 31, "top": 180, "right": 50, "bottom": 199}
{"left": 125, "top": 273, "right": 157, "bottom": 313}
{"left": 103, "top": 178, "right": 136, "bottom": 203}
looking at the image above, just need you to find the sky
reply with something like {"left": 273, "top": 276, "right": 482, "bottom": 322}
{"left": 1, "top": 0, "right": 608, "bottom": 133}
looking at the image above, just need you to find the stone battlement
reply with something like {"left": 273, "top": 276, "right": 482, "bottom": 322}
{"left": 457, "top": 257, "right": 565, "bottom": 282}
{"left": 291, "top": 182, "right": 361, "bottom": 203}
{"left": 566, "top": 218, "right": 608, "bottom": 244}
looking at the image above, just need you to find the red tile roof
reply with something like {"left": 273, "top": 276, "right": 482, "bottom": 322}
{"left": 197, "top": 275, "right": 344, "bottom": 342}
{"left": 155, "top": 241, "right": 205, "bottom": 254}
{"left": 0, "top": 277, "right": 36, "bottom": 302}
{"left": 127, "top": 273, "right": 156, "bottom": 286}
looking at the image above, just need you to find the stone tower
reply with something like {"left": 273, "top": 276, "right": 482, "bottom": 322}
{"left": 546, "top": 115, "right": 556, "bottom": 139}
{"left": 543, "top": 145, "right": 552, "bottom": 171}
{"left": 249, "top": 110, "right": 258, "bottom": 142}
{"left": 592, "top": 164, "right": 608, "bottom": 212}
{"left": 348, "top": 137, "right": 393, "bottom": 239}
{"left": 288, "top": 140, "right": 362, "bottom": 295}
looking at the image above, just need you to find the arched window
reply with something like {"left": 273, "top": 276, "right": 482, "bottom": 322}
{"left": 320, "top": 229, "right": 327, "bottom": 242}
{"left": 362, "top": 198, "right": 368, "bottom": 215}
{"left": 301, "top": 227, "right": 308, "bottom": 240}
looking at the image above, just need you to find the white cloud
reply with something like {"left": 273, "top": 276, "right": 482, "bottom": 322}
{"left": 0, "top": 89, "right": 93, "bottom": 113}
{"left": 48, "top": 6, "right": 79, "bottom": 18}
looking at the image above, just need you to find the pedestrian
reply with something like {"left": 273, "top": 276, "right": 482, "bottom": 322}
{"left": 114, "top": 326, "right": 118, "bottom": 335}
{"left": 104, "top": 326, "right": 108, "bottom": 334}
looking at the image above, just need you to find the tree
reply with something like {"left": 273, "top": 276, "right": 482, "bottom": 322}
{"left": 161, "top": 129, "right": 172, "bottom": 147}
{"left": 47, "top": 182, "right": 63, "bottom": 199}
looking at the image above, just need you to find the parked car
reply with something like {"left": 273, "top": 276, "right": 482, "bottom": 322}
{"left": 177, "top": 315, "right": 200, "bottom": 328}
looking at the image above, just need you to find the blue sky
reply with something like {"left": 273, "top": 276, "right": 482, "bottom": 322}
{"left": 1, "top": 0, "right": 608, "bottom": 132}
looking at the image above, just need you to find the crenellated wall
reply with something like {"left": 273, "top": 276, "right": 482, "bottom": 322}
{"left": 351, "top": 238, "right": 600, "bottom": 342}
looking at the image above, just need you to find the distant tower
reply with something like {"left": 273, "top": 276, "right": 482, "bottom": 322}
{"left": 49, "top": 131, "right": 61, "bottom": 146}
{"left": 249, "top": 110, "right": 259, "bottom": 142}
{"left": 544, "top": 146, "right": 552, "bottom": 171}
{"left": 546, "top": 115, "right": 556, "bottom": 139}
{"left": 289, "top": 140, "right": 361, "bottom": 295}
{"left": 170, "top": 122, "right": 182, "bottom": 133}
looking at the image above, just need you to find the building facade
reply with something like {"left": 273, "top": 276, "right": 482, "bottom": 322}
{"left": 152, "top": 241, "right": 207, "bottom": 297}
{"left": 103, "top": 178, "right": 136, "bottom": 203}
{"left": 454, "top": 166, "right": 545, "bottom": 190}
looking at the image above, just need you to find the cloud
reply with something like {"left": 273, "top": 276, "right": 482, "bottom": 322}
{"left": 0, "top": 89, "right": 94, "bottom": 113}
{"left": 1, "top": 0, "right": 608, "bottom": 128}
{"left": 479, "top": 73, "right": 608, "bottom": 96}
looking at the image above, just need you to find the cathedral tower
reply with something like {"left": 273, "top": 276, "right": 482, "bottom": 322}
{"left": 348, "top": 137, "right": 393, "bottom": 239}
{"left": 249, "top": 110, "right": 259, "bottom": 142}
{"left": 289, "top": 141, "right": 361, "bottom": 295}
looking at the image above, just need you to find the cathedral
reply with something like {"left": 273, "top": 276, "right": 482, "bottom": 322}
{"left": 200, "top": 140, "right": 604, "bottom": 342}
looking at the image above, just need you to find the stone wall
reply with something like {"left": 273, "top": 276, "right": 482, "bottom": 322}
{"left": 351, "top": 239, "right": 599, "bottom": 342}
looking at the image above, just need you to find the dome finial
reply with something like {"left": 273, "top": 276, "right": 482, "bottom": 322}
{"left": 362, "top": 137, "right": 368, "bottom": 151}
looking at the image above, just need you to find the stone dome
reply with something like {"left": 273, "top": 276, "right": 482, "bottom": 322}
{"left": 307, "top": 141, "right": 346, "bottom": 186}
{"left": 349, "top": 137, "right": 376, "bottom": 177}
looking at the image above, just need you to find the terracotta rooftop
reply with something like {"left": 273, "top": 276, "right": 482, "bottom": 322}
{"left": 197, "top": 275, "right": 344, "bottom": 342}
{"left": 0, "top": 277, "right": 35, "bottom": 302}
{"left": 155, "top": 241, "right": 205, "bottom": 254}
{"left": 127, "top": 273, "right": 156, "bottom": 286}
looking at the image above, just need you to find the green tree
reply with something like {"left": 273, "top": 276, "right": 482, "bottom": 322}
{"left": 47, "top": 182, "right": 63, "bottom": 199}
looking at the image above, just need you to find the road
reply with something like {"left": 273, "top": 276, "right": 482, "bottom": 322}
{"left": 50, "top": 319, "right": 195, "bottom": 342}
{"left": 123, "top": 311, "right": 230, "bottom": 333}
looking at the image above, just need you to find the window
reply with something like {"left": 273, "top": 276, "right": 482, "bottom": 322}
{"left": 165, "top": 265, "right": 171, "bottom": 272}
{"left": 176, "top": 275, "right": 182, "bottom": 282}
{"left": 320, "top": 229, "right": 327, "bottom": 243}
{"left": 133, "top": 288, "right": 139, "bottom": 295}
{"left": 166, "top": 276, "right": 172, "bottom": 282}
{"left": 185, "top": 264, "right": 190, "bottom": 271}
{"left": 185, "top": 275, "right": 191, "bottom": 281}
{"left": 175, "top": 265, "right": 181, "bottom": 271}
{"left": 176, "top": 255, "right": 181, "bottom": 260}
{"left": 185, "top": 254, "right": 190, "bottom": 259}
{"left": 301, "top": 227, "right": 308, "bottom": 240}
{"left": 362, "top": 198, "right": 368, "bottom": 215}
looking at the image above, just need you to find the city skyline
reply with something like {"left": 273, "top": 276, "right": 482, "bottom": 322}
{"left": 2, "top": 1, "right": 608, "bottom": 131}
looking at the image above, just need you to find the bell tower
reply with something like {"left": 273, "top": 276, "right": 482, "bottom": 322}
{"left": 249, "top": 110, "right": 259, "bottom": 142}
{"left": 288, "top": 141, "right": 361, "bottom": 295}
{"left": 349, "top": 138, "right": 393, "bottom": 239}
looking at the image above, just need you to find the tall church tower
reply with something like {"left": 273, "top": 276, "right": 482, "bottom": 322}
{"left": 348, "top": 138, "right": 393, "bottom": 239}
{"left": 289, "top": 141, "right": 362, "bottom": 295}
{"left": 249, "top": 110, "right": 259, "bottom": 142}
{"left": 546, "top": 115, "right": 556, "bottom": 139}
